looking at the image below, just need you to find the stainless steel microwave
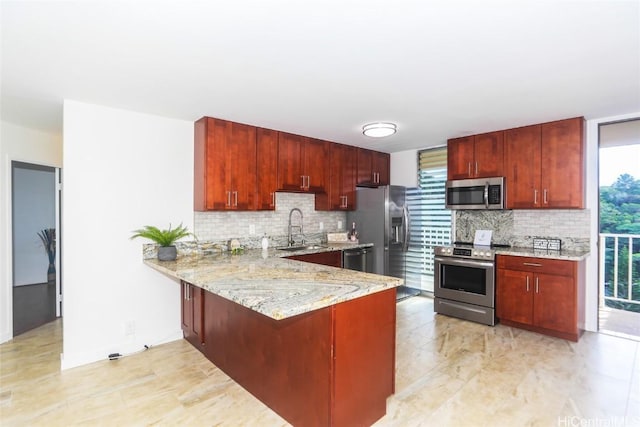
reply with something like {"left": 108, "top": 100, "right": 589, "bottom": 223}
{"left": 445, "top": 177, "right": 505, "bottom": 210}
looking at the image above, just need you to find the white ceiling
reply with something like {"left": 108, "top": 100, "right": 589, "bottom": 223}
{"left": 2, "top": 0, "right": 639, "bottom": 153}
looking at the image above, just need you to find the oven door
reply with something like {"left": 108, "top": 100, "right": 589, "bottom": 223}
{"left": 434, "top": 255, "right": 495, "bottom": 308}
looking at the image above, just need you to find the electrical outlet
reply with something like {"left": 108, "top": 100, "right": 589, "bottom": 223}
{"left": 337, "top": 220, "right": 342, "bottom": 230}
{"left": 124, "top": 320, "right": 136, "bottom": 336}
{"left": 249, "top": 224, "right": 255, "bottom": 235}
{"left": 319, "top": 222, "right": 324, "bottom": 230}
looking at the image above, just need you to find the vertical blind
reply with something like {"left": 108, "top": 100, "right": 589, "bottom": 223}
{"left": 405, "top": 147, "right": 452, "bottom": 292}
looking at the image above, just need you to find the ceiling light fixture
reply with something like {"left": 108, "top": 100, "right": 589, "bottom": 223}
{"left": 362, "top": 122, "right": 397, "bottom": 138}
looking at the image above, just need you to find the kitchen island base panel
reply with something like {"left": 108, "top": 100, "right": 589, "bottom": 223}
{"left": 202, "top": 287, "right": 397, "bottom": 427}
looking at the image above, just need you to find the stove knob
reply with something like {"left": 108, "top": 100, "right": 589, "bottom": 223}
{"left": 446, "top": 248, "right": 452, "bottom": 254}
{"left": 473, "top": 251, "right": 478, "bottom": 256}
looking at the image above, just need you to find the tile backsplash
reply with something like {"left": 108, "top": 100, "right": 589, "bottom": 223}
{"left": 194, "top": 193, "right": 346, "bottom": 246}
{"left": 455, "top": 209, "right": 590, "bottom": 251}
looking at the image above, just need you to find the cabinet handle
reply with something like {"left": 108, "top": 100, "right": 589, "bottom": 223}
{"left": 226, "top": 191, "right": 231, "bottom": 207}
{"left": 344, "top": 195, "right": 348, "bottom": 208}
{"left": 534, "top": 189, "right": 538, "bottom": 205}
{"left": 270, "top": 192, "right": 275, "bottom": 207}
{"left": 306, "top": 176, "right": 310, "bottom": 189}
{"left": 543, "top": 189, "right": 548, "bottom": 204}
{"left": 300, "top": 176, "right": 305, "bottom": 189}
{"left": 475, "top": 161, "right": 478, "bottom": 176}
{"left": 233, "top": 191, "right": 238, "bottom": 207}
{"left": 526, "top": 276, "right": 530, "bottom": 292}
{"left": 535, "top": 277, "right": 539, "bottom": 294}
{"left": 523, "top": 262, "right": 542, "bottom": 267}
{"left": 467, "top": 162, "right": 471, "bottom": 177}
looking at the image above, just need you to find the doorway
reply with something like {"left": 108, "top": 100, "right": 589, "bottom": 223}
{"left": 11, "top": 161, "right": 61, "bottom": 336}
{"left": 598, "top": 119, "right": 640, "bottom": 340}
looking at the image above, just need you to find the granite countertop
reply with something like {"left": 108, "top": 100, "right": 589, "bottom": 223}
{"left": 144, "top": 244, "right": 401, "bottom": 320}
{"left": 495, "top": 247, "right": 590, "bottom": 261}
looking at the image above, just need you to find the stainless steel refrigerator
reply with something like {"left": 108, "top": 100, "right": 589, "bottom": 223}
{"left": 347, "top": 186, "right": 419, "bottom": 300}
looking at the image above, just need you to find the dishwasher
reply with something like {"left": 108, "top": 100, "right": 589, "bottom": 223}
{"left": 342, "top": 247, "right": 374, "bottom": 273}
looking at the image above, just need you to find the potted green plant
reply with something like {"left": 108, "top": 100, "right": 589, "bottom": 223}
{"left": 130, "top": 223, "right": 192, "bottom": 261}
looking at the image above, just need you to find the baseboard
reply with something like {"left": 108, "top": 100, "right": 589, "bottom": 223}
{"left": 60, "top": 329, "right": 183, "bottom": 371}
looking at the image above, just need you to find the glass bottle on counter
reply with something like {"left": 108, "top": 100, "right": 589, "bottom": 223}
{"left": 349, "top": 222, "right": 358, "bottom": 242}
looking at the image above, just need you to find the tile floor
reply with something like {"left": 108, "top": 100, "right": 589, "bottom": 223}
{"left": 1, "top": 296, "right": 639, "bottom": 426}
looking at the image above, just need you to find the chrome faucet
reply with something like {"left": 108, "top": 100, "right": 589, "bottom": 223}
{"left": 287, "top": 208, "right": 305, "bottom": 246}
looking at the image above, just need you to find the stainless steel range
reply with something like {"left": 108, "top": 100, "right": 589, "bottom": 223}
{"left": 434, "top": 242, "right": 509, "bottom": 326}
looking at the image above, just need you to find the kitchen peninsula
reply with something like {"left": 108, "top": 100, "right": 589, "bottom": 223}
{"left": 145, "top": 248, "right": 402, "bottom": 427}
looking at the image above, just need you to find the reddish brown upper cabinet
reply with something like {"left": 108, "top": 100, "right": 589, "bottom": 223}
{"left": 447, "top": 131, "right": 504, "bottom": 180}
{"left": 496, "top": 255, "right": 585, "bottom": 342}
{"left": 181, "top": 281, "right": 204, "bottom": 353}
{"left": 255, "top": 128, "right": 279, "bottom": 210}
{"left": 357, "top": 148, "right": 390, "bottom": 186}
{"left": 317, "top": 143, "right": 357, "bottom": 211}
{"left": 505, "top": 117, "right": 585, "bottom": 209}
{"left": 194, "top": 117, "right": 257, "bottom": 211}
{"left": 277, "top": 132, "right": 329, "bottom": 193}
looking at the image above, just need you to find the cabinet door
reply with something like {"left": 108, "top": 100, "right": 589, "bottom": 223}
{"left": 342, "top": 145, "right": 357, "bottom": 209}
{"left": 356, "top": 148, "right": 374, "bottom": 185}
{"left": 304, "top": 138, "right": 329, "bottom": 192}
{"left": 533, "top": 273, "right": 576, "bottom": 334}
{"left": 287, "top": 251, "right": 343, "bottom": 268}
{"left": 496, "top": 269, "right": 533, "bottom": 325}
{"left": 227, "top": 122, "right": 257, "bottom": 210}
{"left": 277, "top": 132, "right": 305, "bottom": 191}
{"left": 181, "top": 283, "right": 204, "bottom": 350}
{"left": 540, "top": 117, "right": 584, "bottom": 208}
{"left": 181, "top": 282, "right": 192, "bottom": 334}
{"left": 256, "top": 128, "right": 278, "bottom": 210}
{"left": 324, "top": 144, "right": 356, "bottom": 210}
{"left": 204, "top": 118, "right": 230, "bottom": 210}
{"left": 191, "top": 285, "right": 204, "bottom": 348}
{"left": 373, "top": 151, "right": 390, "bottom": 185}
{"left": 474, "top": 131, "right": 504, "bottom": 178}
{"left": 447, "top": 136, "right": 475, "bottom": 180}
{"left": 504, "top": 124, "right": 541, "bottom": 209}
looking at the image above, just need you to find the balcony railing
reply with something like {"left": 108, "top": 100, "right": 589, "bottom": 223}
{"left": 599, "top": 233, "right": 640, "bottom": 311}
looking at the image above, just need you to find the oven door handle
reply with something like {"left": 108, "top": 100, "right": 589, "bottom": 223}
{"left": 435, "top": 255, "right": 494, "bottom": 269}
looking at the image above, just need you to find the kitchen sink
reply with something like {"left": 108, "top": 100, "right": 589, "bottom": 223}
{"left": 276, "top": 245, "right": 327, "bottom": 252}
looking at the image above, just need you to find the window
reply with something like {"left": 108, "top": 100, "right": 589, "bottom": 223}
{"left": 405, "top": 147, "right": 452, "bottom": 292}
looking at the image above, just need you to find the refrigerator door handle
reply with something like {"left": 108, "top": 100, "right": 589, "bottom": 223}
{"left": 402, "top": 206, "right": 410, "bottom": 252}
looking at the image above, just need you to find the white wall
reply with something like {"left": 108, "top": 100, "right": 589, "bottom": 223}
{"left": 61, "top": 101, "right": 193, "bottom": 369}
{"left": 0, "top": 121, "right": 62, "bottom": 343}
{"left": 390, "top": 149, "right": 418, "bottom": 187}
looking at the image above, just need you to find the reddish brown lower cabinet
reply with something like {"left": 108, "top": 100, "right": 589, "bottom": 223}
{"left": 200, "top": 286, "right": 396, "bottom": 427}
{"left": 180, "top": 281, "right": 204, "bottom": 352}
{"left": 496, "top": 255, "right": 585, "bottom": 341}
{"left": 286, "top": 250, "right": 342, "bottom": 268}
